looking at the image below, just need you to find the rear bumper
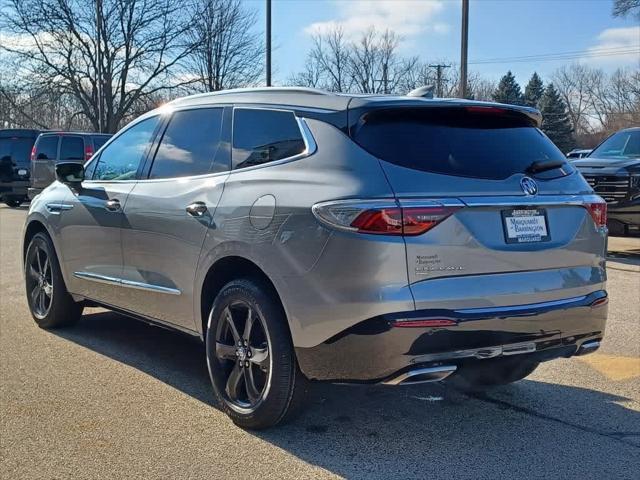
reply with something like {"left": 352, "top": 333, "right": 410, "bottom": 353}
{"left": 295, "top": 290, "right": 608, "bottom": 382}
{"left": 0, "top": 180, "right": 29, "bottom": 198}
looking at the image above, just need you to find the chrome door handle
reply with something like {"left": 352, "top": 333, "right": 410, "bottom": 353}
{"left": 186, "top": 201, "right": 208, "bottom": 217}
{"left": 105, "top": 199, "right": 121, "bottom": 212}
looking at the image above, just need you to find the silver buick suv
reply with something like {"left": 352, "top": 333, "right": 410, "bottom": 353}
{"left": 23, "top": 88, "right": 608, "bottom": 429}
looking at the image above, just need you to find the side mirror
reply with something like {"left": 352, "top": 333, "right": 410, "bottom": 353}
{"left": 55, "top": 162, "right": 85, "bottom": 185}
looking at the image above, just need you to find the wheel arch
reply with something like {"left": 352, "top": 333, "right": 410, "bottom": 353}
{"left": 23, "top": 219, "right": 51, "bottom": 264}
{"left": 199, "top": 255, "right": 288, "bottom": 340}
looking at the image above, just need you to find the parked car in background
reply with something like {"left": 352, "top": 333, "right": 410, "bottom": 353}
{"left": 0, "top": 129, "right": 40, "bottom": 207}
{"left": 23, "top": 88, "right": 608, "bottom": 429}
{"left": 572, "top": 127, "right": 640, "bottom": 235}
{"left": 566, "top": 148, "right": 592, "bottom": 159}
{"left": 28, "top": 132, "right": 112, "bottom": 199}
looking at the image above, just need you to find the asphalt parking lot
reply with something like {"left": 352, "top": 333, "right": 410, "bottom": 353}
{"left": 1, "top": 204, "right": 639, "bottom": 479}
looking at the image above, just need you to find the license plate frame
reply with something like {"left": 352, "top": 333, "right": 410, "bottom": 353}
{"left": 501, "top": 207, "right": 550, "bottom": 244}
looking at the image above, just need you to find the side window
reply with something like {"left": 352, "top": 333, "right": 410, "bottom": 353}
{"left": 92, "top": 116, "right": 159, "bottom": 180}
{"left": 232, "top": 109, "right": 306, "bottom": 169}
{"left": 35, "top": 136, "right": 59, "bottom": 160}
{"left": 59, "top": 136, "right": 84, "bottom": 162}
{"left": 149, "top": 108, "right": 223, "bottom": 179}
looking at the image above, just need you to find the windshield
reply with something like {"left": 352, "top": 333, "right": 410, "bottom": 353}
{"left": 353, "top": 107, "right": 568, "bottom": 180}
{"left": 590, "top": 130, "right": 640, "bottom": 159}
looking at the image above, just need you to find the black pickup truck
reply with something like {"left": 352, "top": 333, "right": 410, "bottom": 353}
{"left": 0, "top": 129, "right": 40, "bottom": 207}
{"left": 571, "top": 127, "right": 640, "bottom": 235}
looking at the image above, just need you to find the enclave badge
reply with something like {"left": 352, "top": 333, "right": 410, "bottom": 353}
{"left": 520, "top": 176, "right": 538, "bottom": 195}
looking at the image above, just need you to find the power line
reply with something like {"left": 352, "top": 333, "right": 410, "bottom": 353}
{"left": 470, "top": 47, "right": 640, "bottom": 65}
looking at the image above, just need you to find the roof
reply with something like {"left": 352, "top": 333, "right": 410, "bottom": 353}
{"left": 0, "top": 129, "right": 41, "bottom": 137}
{"left": 37, "top": 131, "right": 112, "bottom": 137}
{"left": 166, "top": 87, "right": 542, "bottom": 125}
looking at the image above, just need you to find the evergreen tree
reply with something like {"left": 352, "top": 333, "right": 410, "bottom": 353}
{"left": 539, "top": 83, "right": 574, "bottom": 152}
{"left": 492, "top": 71, "right": 524, "bottom": 105}
{"left": 524, "top": 72, "right": 544, "bottom": 108}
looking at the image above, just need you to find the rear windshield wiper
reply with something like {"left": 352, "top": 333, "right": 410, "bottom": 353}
{"left": 526, "top": 160, "right": 566, "bottom": 174}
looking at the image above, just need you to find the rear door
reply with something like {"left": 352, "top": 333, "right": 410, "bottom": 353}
{"left": 351, "top": 105, "right": 606, "bottom": 294}
{"left": 119, "top": 106, "right": 229, "bottom": 331}
{"left": 31, "top": 135, "right": 60, "bottom": 190}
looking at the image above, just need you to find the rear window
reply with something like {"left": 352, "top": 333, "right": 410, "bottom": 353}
{"left": 0, "top": 137, "right": 36, "bottom": 165}
{"left": 59, "top": 136, "right": 84, "bottom": 161}
{"left": 353, "top": 107, "right": 567, "bottom": 180}
{"left": 35, "top": 136, "right": 59, "bottom": 160}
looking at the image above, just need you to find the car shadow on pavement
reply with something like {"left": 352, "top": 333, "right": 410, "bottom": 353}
{"left": 55, "top": 309, "right": 640, "bottom": 479}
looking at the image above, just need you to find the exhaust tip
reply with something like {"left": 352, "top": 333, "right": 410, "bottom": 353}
{"left": 383, "top": 365, "right": 457, "bottom": 386}
{"left": 576, "top": 340, "right": 601, "bottom": 356}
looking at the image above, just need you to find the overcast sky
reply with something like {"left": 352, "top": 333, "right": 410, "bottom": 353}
{"left": 253, "top": 0, "right": 640, "bottom": 84}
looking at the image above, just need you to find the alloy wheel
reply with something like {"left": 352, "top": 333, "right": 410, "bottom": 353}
{"left": 214, "top": 301, "right": 271, "bottom": 409}
{"left": 26, "top": 246, "right": 53, "bottom": 319}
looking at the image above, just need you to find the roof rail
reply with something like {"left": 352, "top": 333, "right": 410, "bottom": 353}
{"left": 168, "top": 86, "right": 330, "bottom": 105}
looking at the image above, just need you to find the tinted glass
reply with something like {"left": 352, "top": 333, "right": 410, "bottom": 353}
{"left": 149, "top": 108, "right": 223, "bottom": 179}
{"left": 0, "top": 137, "right": 36, "bottom": 172}
{"left": 93, "top": 117, "right": 159, "bottom": 180}
{"left": 353, "top": 107, "right": 568, "bottom": 180}
{"left": 92, "top": 136, "right": 110, "bottom": 150}
{"left": 59, "top": 136, "right": 84, "bottom": 161}
{"left": 35, "top": 136, "right": 59, "bottom": 161}
{"left": 233, "top": 109, "right": 305, "bottom": 169}
{"left": 590, "top": 130, "right": 640, "bottom": 159}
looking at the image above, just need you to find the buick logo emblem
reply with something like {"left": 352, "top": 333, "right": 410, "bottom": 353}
{"left": 520, "top": 177, "right": 538, "bottom": 195}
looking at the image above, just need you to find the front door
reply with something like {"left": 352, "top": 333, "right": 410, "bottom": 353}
{"left": 57, "top": 116, "right": 162, "bottom": 307}
{"left": 119, "top": 107, "right": 230, "bottom": 331}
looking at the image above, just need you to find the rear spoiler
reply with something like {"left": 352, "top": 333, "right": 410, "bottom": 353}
{"left": 348, "top": 97, "right": 543, "bottom": 129}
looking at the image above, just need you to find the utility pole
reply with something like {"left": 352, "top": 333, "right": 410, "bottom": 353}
{"left": 96, "top": 0, "right": 103, "bottom": 132}
{"left": 266, "top": 0, "right": 272, "bottom": 87}
{"left": 428, "top": 64, "right": 450, "bottom": 98}
{"left": 459, "top": 0, "right": 469, "bottom": 99}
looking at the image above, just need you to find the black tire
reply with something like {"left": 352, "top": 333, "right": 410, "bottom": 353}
{"left": 5, "top": 198, "right": 22, "bottom": 208}
{"left": 24, "top": 232, "right": 83, "bottom": 329}
{"left": 205, "top": 278, "right": 307, "bottom": 429}
{"left": 446, "top": 356, "right": 539, "bottom": 392}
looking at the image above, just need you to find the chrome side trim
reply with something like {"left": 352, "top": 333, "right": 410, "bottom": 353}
{"left": 73, "top": 272, "right": 181, "bottom": 295}
{"left": 73, "top": 271, "right": 121, "bottom": 286}
{"left": 382, "top": 365, "right": 457, "bottom": 385}
{"left": 120, "top": 279, "right": 181, "bottom": 295}
{"left": 455, "top": 295, "right": 587, "bottom": 315}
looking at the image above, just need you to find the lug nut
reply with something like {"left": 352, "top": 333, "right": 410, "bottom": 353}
{"left": 245, "top": 361, "right": 250, "bottom": 367}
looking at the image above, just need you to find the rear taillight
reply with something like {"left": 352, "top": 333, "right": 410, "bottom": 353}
{"left": 584, "top": 201, "right": 607, "bottom": 228}
{"left": 85, "top": 145, "right": 94, "bottom": 160}
{"left": 312, "top": 200, "right": 460, "bottom": 236}
{"left": 30, "top": 146, "right": 36, "bottom": 162}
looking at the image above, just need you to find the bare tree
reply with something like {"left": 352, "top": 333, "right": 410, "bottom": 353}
{"left": 349, "top": 28, "right": 409, "bottom": 94}
{"left": 308, "top": 26, "right": 351, "bottom": 92}
{"left": 612, "top": 0, "right": 640, "bottom": 19}
{"left": 185, "top": 0, "right": 263, "bottom": 92}
{"left": 1, "top": 0, "right": 196, "bottom": 133}
{"left": 553, "top": 64, "right": 599, "bottom": 135}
